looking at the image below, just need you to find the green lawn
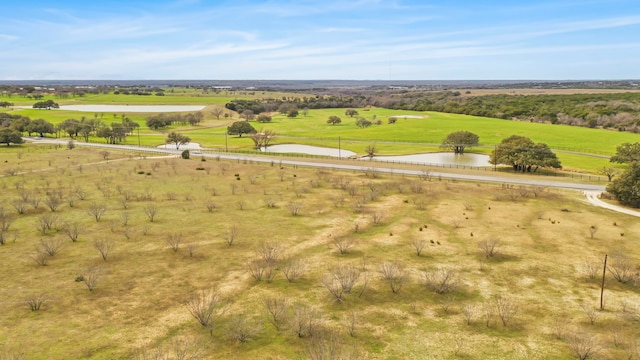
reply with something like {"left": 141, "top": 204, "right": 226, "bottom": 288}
{"left": 4, "top": 102, "right": 640, "bottom": 173}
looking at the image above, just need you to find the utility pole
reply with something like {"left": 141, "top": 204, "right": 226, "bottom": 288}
{"left": 338, "top": 136, "right": 341, "bottom": 160}
{"left": 600, "top": 254, "right": 607, "bottom": 310}
{"left": 225, "top": 132, "right": 228, "bottom": 152}
{"left": 137, "top": 127, "right": 140, "bottom": 146}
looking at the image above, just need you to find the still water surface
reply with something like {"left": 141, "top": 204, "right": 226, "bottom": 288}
{"left": 264, "top": 144, "right": 490, "bottom": 166}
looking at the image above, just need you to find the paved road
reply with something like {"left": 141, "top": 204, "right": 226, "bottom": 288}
{"left": 27, "top": 138, "right": 639, "bottom": 217}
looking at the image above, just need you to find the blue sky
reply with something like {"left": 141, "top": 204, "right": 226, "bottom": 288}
{"left": 1, "top": 0, "right": 639, "bottom": 80}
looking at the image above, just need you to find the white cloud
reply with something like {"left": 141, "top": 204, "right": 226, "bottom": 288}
{"left": 0, "top": 34, "right": 19, "bottom": 41}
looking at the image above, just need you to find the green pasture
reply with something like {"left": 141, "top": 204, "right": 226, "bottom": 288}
{"left": 256, "top": 108, "right": 640, "bottom": 156}
{"left": 4, "top": 103, "right": 640, "bottom": 173}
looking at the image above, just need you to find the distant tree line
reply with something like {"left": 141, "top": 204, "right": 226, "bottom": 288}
{"left": 0, "top": 112, "right": 139, "bottom": 144}
{"left": 384, "top": 92, "right": 640, "bottom": 132}
{"left": 145, "top": 112, "right": 204, "bottom": 130}
{"left": 228, "top": 91, "right": 640, "bottom": 134}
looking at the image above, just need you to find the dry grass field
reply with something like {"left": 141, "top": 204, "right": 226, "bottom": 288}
{"left": 0, "top": 144, "right": 639, "bottom": 359}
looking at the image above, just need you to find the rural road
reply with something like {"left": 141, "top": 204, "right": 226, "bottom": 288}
{"left": 25, "top": 138, "right": 638, "bottom": 217}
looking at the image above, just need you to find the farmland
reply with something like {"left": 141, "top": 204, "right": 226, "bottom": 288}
{"left": 2, "top": 87, "right": 640, "bottom": 359}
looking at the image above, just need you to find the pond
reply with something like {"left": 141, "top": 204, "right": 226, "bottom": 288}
{"left": 264, "top": 144, "right": 491, "bottom": 166}
{"left": 262, "top": 144, "right": 356, "bottom": 158}
{"left": 19, "top": 105, "right": 206, "bottom": 113}
{"left": 371, "top": 152, "right": 491, "bottom": 167}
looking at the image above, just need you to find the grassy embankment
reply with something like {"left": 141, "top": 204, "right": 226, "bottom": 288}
{"left": 0, "top": 144, "right": 639, "bottom": 359}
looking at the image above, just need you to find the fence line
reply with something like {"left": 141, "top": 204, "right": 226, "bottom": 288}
{"left": 49, "top": 138, "right": 608, "bottom": 182}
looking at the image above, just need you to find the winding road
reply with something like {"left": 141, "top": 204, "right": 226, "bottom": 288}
{"left": 25, "top": 138, "right": 639, "bottom": 217}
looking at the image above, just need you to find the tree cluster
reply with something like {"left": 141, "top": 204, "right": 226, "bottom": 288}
{"left": 145, "top": 112, "right": 203, "bottom": 129}
{"left": 227, "top": 121, "right": 256, "bottom": 137}
{"left": 441, "top": 131, "right": 479, "bottom": 154}
{"left": 607, "top": 142, "right": 640, "bottom": 208}
{"left": 490, "top": 135, "right": 561, "bottom": 172}
{"left": 32, "top": 100, "right": 59, "bottom": 110}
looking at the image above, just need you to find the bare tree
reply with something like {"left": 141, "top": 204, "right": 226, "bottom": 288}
{"left": 94, "top": 238, "right": 114, "bottom": 261}
{"left": 495, "top": 295, "right": 519, "bottom": 326}
{"left": 73, "top": 186, "right": 88, "bottom": 200}
{"left": 30, "top": 195, "right": 41, "bottom": 210}
{"left": 63, "top": 222, "right": 81, "bottom": 242}
{"left": 247, "top": 259, "right": 266, "bottom": 281}
{"left": 11, "top": 199, "right": 28, "bottom": 215}
{"left": 249, "top": 129, "right": 276, "bottom": 150}
{"left": 205, "top": 200, "right": 217, "bottom": 212}
{"left": 38, "top": 238, "right": 63, "bottom": 256}
{"left": 322, "top": 275, "right": 345, "bottom": 303}
{"left": 185, "top": 289, "right": 225, "bottom": 335}
{"left": 78, "top": 266, "right": 103, "bottom": 291}
{"left": 291, "top": 304, "right": 322, "bottom": 338}
{"left": 345, "top": 310, "right": 358, "bottom": 337}
{"left": 530, "top": 185, "right": 546, "bottom": 197}
{"left": 145, "top": 336, "right": 202, "bottom": 360}
{"left": 608, "top": 254, "right": 637, "bottom": 283}
{"left": 567, "top": 333, "right": 599, "bottom": 360}
{"left": 453, "top": 335, "right": 466, "bottom": 357}
{"left": 166, "top": 233, "right": 182, "bottom": 252}
{"left": 210, "top": 107, "right": 225, "bottom": 119}
{"left": 580, "top": 304, "right": 599, "bottom": 325}
{"left": 87, "top": 202, "right": 107, "bottom": 222}
{"left": 598, "top": 166, "right": 617, "bottom": 182}
{"left": 263, "top": 264, "right": 278, "bottom": 283}
{"left": 185, "top": 242, "right": 198, "bottom": 258}
{"left": 333, "top": 236, "right": 355, "bottom": 255}
{"left": 409, "top": 180, "right": 424, "bottom": 194}
{"left": 119, "top": 212, "right": 130, "bottom": 226}
{"left": 411, "top": 238, "right": 426, "bottom": 256}
{"left": 263, "top": 295, "right": 289, "bottom": 331}
{"left": 478, "top": 238, "right": 500, "bottom": 258}
{"left": 256, "top": 242, "right": 283, "bottom": 267}
{"left": 330, "top": 264, "right": 361, "bottom": 294}
{"left": 306, "top": 329, "right": 346, "bottom": 360}
{"left": 99, "top": 150, "right": 110, "bottom": 160}
{"left": 219, "top": 226, "right": 238, "bottom": 246}
{"left": 365, "top": 143, "right": 377, "bottom": 158}
{"left": 26, "top": 293, "right": 48, "bottom": 311}
{"left": 460, "top": 303, "right": 476, "bottom": 325}
{"left": 36, "top": 213, "right": 60, "bottom": 234}
{"left": 581, "top": 258, "right": 601, "bottom": 280}
{"left": 143, "top": 204, "right": 158, "bottom": 222}
{"left": 371, "top": 211, "right": 383, "bottom": 225}
{"left": 264, "top": 197, "right": 277, "bottom": 208}
{"left": 32, "top": 250, "right": 49, "bottom": 266}
{"left": 358, "top": 272, "right": 371, "bottom": 298}
{"left": 588, "top": 225, "right": 597, "bottom": 239}
{"left": 482, "top": 301, "right": 494, "bottom": 327}
{"left": 379, "top": 261, "right": 407, "bottom": 293}
{"left": 0, "top": 209, "right": 12, "bottom": 245}
{"left": 281, "top": 258, "right": 306, "bottom": 282}
{"left": 44, "top": 191, "right": 63, "bottom": 212}
{"left": 422, "top": 267, "right": 458, "bottom": 294}
{"left": 287, "top": 201, "right": 302, "bottom": 216}
{"left": 226, "top": 313, "right": 260, "bottom": 342}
